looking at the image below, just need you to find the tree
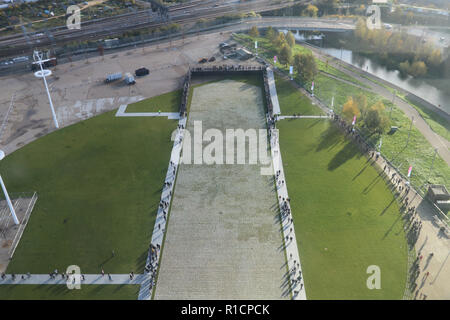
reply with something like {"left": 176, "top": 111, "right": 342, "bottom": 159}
{"left": 266, "top": 26, "right": 276, "bottom": 41}
{"left": 286, "top": 31, "right": 295, "bottom": 48}
{"left": 354, "top": 94, "right": 368, "bottom": 117}
{"left": 354, "top": 18, "right": 368, "bottom": 40}
{"left": 427, "top": 49, "right": 442, "bottom": 68}
{"left": 342, "top": 97, "right": 360, "bottom": 121}
{"left": 279, "top": 44, "right": 292, "bottom": 66}
{"left": 409, "top": 60, "right": 427, "bottom": 77}
{"left": 302, "top": 4, "right": 318, "bottom": 17}
{"left": 249, "top": 26, "right": 259, "bottom": 37}
{"left": 364, "top": 102, "right": 389, "bottom": 133}
{"left": 293, "top": 53, "right": 318, "bottom": 82}
{"left": 274, "top": 32, "right": 286, "bottom": 48}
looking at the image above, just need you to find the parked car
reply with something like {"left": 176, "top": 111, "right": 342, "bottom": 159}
{"left": 198, "top": 58, "right": 208, "bottom": 63}
{"left": 208, "top": 56, "right": 216, "bottom": 62}
{"left": 135, "top": 67, "right": 149, "bottom": 77}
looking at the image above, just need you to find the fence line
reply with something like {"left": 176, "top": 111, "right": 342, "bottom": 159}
{"left": 8, "top": 192, "right": 38, "bottom": 259}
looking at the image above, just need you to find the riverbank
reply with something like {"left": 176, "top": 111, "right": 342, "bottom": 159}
{"left": 234, "top": 31, "right": 450, "bottom": 197}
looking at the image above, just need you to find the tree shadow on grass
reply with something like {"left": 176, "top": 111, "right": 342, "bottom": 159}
{"left": 315, "top": 124, "right": 342, "bottom": 153}
{"left": 352, "top": 160, "right": 373, "bottom": 181}
{"left": 382, "top": 213, "right": 402, "bottom": 240}
{"left": 380, "top": 198, "right": 396, "bottom": 216}
{"left": 327, "top": 141, "right": 360, "bottom": 171}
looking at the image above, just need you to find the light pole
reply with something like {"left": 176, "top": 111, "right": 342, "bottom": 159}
{"left": 33, "top": 51, "right": 59, "bottom": 129}
{"left": 405, "top": 116, "right": 414, "bottom": 148}
{"left": 427, "top": 148, "right": 438, "bottom": 183}
{"left": 0, "top": 150, "right": 19, "bottom": 225}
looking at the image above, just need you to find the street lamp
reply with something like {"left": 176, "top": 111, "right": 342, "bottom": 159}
{"left": 33, "top": 51, "right": 59, "bottom": 129}
{"left": 0, "top": 150, "right": 19, "bottom": 225}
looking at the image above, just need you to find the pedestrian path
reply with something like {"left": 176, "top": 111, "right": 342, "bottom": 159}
{"left": 269, "top": 126, "right": 306, "bottom": 300}
{"left": 137, "top": 115, "right": 187, "bottom": 300}
{"left": 0, "top": 274, "right": 145, "bottom": 285}
{"left": 267, "top": 68, "right": 281, "bottom": 115}
{"left": 115, "top": 105, "right": 181, "bottom": 119}
{"left": 277, "top": 115, "right": 330, "bottom": 120}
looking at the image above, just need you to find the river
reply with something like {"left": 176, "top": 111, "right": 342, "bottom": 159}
{"left": 286, "top": 30, "right": 450, "bottom": 114}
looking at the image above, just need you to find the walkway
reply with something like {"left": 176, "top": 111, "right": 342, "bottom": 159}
{"left": 277, "top": 115, "right": 330, "bottom": 120}
{"left": 269, "top": 127, "right": 306, "bottom": 300}
{"left": 115, "top": 105, "right": 181, "bottom": 119}
{"left": 0, "top": 274, "right": 146, "bottom": 285}
{"left": 267, "top": 68, "right": 281, "bottom": 115}
{"left": 137, "top": 115, "right": 187, "bottom": 300}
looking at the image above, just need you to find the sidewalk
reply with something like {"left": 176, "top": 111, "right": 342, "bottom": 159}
{"left": 137, "top": 115, "right": 187, "bottom": 300}
{"left": 0, "top": 274, "right": 145, "bottom": 285}
{"left": 269, "top": 127, "right": 306, "bottom": 300}
{"left": 115, "top": 105, "right": 181, "bottom": 119}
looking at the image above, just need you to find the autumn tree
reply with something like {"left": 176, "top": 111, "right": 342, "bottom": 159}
{"left": 354, "top": 94, "right": 368, "bottom": 117}
{"left": 286, "top": 31, "right": 295, "bottom": 48}
{"left": 279, "top": 44, "right": 293, "bottom": 66}
{"left": 249, "top": 26, "right": 259, "bottom": 37}
{"left": 265, "top": 26, "right": 276, "bottom": 41}
{"left": 342, "top": 97, "right": 360, "bottom": 121}
{"left": 302, "top": 4, "right": 319, "bottom": 17}
{"left": 274, "top": 32, "right": 287, "bottom": 48}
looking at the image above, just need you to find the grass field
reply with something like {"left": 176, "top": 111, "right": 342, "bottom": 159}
{"left": 0, "top": 285, "right": 139, "bottom": 300}
{"left": 275, "top": 76, "right": 324, "bottom": 116}
{"left": 126, "top": 90, "right": 182, "bottom": 113}
{"left": 234, "top": 33, "right": 369, "bottom": 88}
{"left": 278, "top": 119, "right": 408, "bottom": 299}
{"left": 0, "top": 110, "right": 177, "bottom": 274}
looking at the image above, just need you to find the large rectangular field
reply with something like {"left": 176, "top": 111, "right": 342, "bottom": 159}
{"left": 278, "top": 119, "right": 408, "bottom": 299}
{"left": 0, "top": 110, "right": 177, "bottom": 275}
{"left": 154, "top": 79, "right": 288, "bottom": 300}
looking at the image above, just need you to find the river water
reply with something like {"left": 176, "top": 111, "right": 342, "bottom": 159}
{"left": 287, "top": 30, "right": 450, "bottom": 114}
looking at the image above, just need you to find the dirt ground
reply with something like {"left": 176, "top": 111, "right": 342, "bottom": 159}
{"left": 154, "top": 80, "right": 288, "bottom": 300}
{"left": 0, "top": 31, "right": 232, "bottom": 155}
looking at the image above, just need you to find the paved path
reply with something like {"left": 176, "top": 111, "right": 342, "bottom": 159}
{"left": 267, "top": 68, "right": 281, "bottom": 115}
{"left": 307, "top": 45, "right": 450, "bottom": 166}
{"left": 269, "top": 127, "right": 306, "bottom": 300}
{"left": 137, "top": 116, "right": 187, "bottom": 300}
{"left": 277, "top": 115, "right": 330, "bottom": 120}
{"left": 115, "top": 105, "right": 181, "bottom": 119}
{"left": 0, "top": 274, "right": 145, "bottom": 285}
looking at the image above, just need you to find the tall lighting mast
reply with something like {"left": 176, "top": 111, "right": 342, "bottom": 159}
{"left": 33, "top": 51, "right": 59, "bottom": 129}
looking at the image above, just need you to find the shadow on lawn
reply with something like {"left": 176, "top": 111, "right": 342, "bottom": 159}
{"left": 315, "top": 124, "right": 341, "bottom": 153}
{"left": 327, "top": 141, "right": 360, "bottom": 171}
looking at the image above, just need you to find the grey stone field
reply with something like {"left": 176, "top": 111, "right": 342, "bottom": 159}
{"left": 154, "top": 80, "right": 288, "bottom": 299}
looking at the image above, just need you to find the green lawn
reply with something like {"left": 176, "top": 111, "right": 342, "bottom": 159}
{"left": 0, "top": 285, "right": 139, "bottom": 300}
{"left": 234, "top": 33, "right": 369, "bottom": 88}
{"left": 1, "top": 110, "right": 177, "bottom": 274}
{"left": 368, "top": 105, "right": 450, "bottom": 192}
{"left": 275, "top": 75, "right": 324, "bottom": 116}
{"left": 404, "top": 96, "right": 450, "bottom": 141}
{"left": 278, "top": 119, "right": 408, "bottom": 299}
{"left": 126, "top": 90, "right": 182, "bottom": 113}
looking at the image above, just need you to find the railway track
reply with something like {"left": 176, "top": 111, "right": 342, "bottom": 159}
{"left": 0, "top": 0, "right": 298, "bottom": 56}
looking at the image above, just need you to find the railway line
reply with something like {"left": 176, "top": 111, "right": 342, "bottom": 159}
{"left": 0, "top": 0, "right": 298, "bottom": 55}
